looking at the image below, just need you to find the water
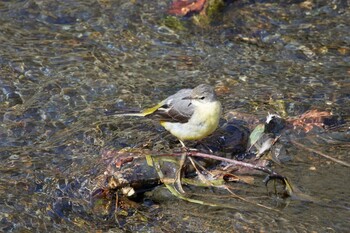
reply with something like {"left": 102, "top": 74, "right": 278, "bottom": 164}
{"left": 0, "top": 0, "right": 349, "bottom": 232}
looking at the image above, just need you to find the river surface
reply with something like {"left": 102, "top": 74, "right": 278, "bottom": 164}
{"left": 0, "top": 0, "right": 349, "bottom": 232}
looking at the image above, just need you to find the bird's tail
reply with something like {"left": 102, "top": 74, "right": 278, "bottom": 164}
{"left": 104, "top": 109, "right": 147, "bottom": 117}
{"left": 105, "top": 101, "right": 164, "bottom": 117}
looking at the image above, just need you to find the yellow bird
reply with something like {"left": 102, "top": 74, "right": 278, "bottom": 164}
{"left": 119, "top": 84, "right": 222, "bottom": 147}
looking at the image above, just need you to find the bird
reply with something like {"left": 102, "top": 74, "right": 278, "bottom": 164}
{"left": 116, "top": 84, "right": 222, "bottom": 193}
{"left": 118, "top": 84, "right": 222, "bottom": 147}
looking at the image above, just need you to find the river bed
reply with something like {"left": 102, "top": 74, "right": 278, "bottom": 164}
{"left": 0, "top": 0, "right": 349, "bottom": 232}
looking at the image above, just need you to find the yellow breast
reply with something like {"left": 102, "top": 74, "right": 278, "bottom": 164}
{"left": 160, "top": 101, "right": 222, "bottom": 141}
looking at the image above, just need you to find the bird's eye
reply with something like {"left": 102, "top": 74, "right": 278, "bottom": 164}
{"left": 200, "top": 96, "right": 205, "bottom": 100}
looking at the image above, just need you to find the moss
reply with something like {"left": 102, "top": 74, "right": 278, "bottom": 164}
{"left": 206, "top": 0, "right": 225, "bottom": 18}
{"left": 162, "top": 16, "right": 186, "bottom": 31}
{"left": 193, "top": 0, "right": 225, "bottom": 27}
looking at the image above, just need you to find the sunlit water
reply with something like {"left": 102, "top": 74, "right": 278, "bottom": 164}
{"left": 0, "top": 0, "right": 349, "bottom": 232}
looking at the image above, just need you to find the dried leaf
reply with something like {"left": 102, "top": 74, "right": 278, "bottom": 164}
{"left": 222, "top": 173, "right": 255, "bottom": 185}
{"left": 287, "top": 109, "right": 332, "bottom": 132}
{"left": 168, "top": 0, "right": 207, "bottom": 16}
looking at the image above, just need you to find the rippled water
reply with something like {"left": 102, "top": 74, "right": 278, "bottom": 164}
{"left": 0, "top": 0, "right": 349, "bottom": 232}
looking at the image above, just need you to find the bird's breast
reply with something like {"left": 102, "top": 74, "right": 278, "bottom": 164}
{"left": 161, "top": 101, "right": 221, "bottom": 141}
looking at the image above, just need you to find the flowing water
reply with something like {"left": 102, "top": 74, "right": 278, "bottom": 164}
{"left": 0, "top": 0, "right": 349, "bottom": 232}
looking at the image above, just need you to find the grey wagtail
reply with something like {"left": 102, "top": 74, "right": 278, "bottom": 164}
{"left": 118, "top": 84, "right": 221, "bottom": 193}
{"left": 119, "top": 84, "right": 222, "bottom": 147}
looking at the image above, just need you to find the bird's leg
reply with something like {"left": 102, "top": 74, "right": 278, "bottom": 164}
{"left": 174, "top": 140, "right": 188, "bottom": 193}
{"left": 179, "top": 140, "right": 187, "bottom": 149}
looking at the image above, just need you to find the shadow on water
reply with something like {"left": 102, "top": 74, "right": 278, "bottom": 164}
{"left": 0, "top": 0, "right": 349, "bottom": 232}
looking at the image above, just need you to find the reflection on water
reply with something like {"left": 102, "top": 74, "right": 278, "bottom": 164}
{"left": 0, "top": 0, "right": 349, "bottom": 232}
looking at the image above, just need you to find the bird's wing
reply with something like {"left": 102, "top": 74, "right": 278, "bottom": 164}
{"left": 142, "top": 89, "right": 194, "bottom": 123}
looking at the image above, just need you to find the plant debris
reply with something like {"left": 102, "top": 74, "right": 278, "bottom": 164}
{"left": 287, "top": 109, "right": 335, "bottom": 132}
{"left": 168, "top": 0, "right": 207, "bottom": 16}
{"left": 90, "top": 109, "right": 347, "bottom": 215}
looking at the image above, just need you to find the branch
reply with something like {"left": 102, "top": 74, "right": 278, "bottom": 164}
{"left": 160, "top": 151, "right": 286, "bottom": 182}
{"left": 292, "top": 140, "right": 350, "bottom": 167}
